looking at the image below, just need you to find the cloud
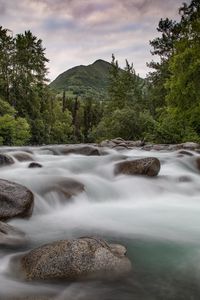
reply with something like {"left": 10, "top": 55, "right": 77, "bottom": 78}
{"left": 0, "top": 0, "right": 190, "bottom": 80}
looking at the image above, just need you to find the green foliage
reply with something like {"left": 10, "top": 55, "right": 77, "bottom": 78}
{"left": 108, "top": 55, "right": 144, "bottom": 110}
{"left": 0, "top": 98, "right": 31, "bottom": 145}
{"left": 147, "top": 0, "right": 200, "bottom": 143}
{"left": 50, "top": 100, "right": 73, "bottom": 144}
{"left": 0, "top": 114, "right": 30, "bottom": 145}
{"left": 0, "top": 98, "right": 15, "bottom": 116}
{"left": 1, "top": 0, "right": 199, "bottom": 147}
{"left": 93, "top": 108, "right": 155, "bottom": 142}
{"left": 153, "top": 108, "right": 200, "bottom": 143}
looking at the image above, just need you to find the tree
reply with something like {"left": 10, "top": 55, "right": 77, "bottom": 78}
{"left": 165, "top": 0, "right": 200, "bottom": 137}
{"left": 0, "top": 26, "right": 14, "bottom": 102}
{"left": 0, "top": 98, "right": 30, "bottom": 145}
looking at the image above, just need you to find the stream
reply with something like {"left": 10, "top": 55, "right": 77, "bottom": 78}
{"left": 0, "top": 145, "right": 200, "bottom": 299}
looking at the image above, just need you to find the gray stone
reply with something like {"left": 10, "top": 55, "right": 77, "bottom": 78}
{"left": 59, "top": 145, "right": 100, "bottom": 156}
{"left": 13, "top": 152, "right": 34, "bottom": 162}
{"left": 28, "top": 162, "right": 42, "bottom": 168}
{"left": 0, "top": 221, "right": 26, "bottom": 247}
{"left": 21, "top": 237, "right": 132, "bottom": 281}
{"left": 40, "top": 178, "right": 84, "bottom": 200}
{"left": 0, "top": 153, "right": 14, "bottom": 167}
{"left": 0, "top": 179, "right": 34, "bottom": 221}
{"left": 196, "top": 157, "right": 200, "bottom": 171}
{"left": 114, "top": 157, "right": 160, "bottom": 177}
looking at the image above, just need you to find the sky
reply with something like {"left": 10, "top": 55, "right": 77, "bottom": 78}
{"left": 0, "top": 0, "right": 188, "bottom": 81}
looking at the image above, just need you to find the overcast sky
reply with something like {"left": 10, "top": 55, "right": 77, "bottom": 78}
{"left": 0, "top": 0, "right": 188, "bottom": 81}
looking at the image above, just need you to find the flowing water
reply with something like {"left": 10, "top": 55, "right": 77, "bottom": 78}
{"left": 0, "top": 146, "right": 200, "bottom": 299}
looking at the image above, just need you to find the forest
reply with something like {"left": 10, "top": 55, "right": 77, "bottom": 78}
{"left": 0, "top": 0, "right": 199, "bottom": 146}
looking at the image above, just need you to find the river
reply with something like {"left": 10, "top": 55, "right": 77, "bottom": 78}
{"left": 0, "top": 145, "right": 200, "bottom": 299}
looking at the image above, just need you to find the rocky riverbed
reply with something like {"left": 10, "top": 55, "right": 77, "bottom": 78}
{"left": 0, "top": 140, "right": 200, "bottom": 299}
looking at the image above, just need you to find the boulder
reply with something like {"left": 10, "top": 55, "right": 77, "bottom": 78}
{"left": 126, "top": 140, "right": 145, "bottom": 147}
{"left": 59, "top": 145, "right": 100, "bottom": 156}
{"left": 0, "top": 179, "right": 34, "bottom": 221}
{"left": 40, "top": 178, "right": 84, "bottom": 199}
{"left": 99, "top": 139, "right": 144, "bottom": 149}
{"left": 0, "top": 153, "right": 14, "bottom": 167}
{"left": 178, "top": 150, "right": 194, "bottom": 157}
{"left": 99, "top": 140, "right": 116, "bottom": 148}
{"left": 13, "top": 152, "right": 34, "bottom": 162}
{"left": 28, "top": 162, "right": 42, "bottom": 168}
{"left": 21, "top": 237, "right": 132, "bottom": 281}
{"left": 181, "top": 142, "right": 200, "bottom": 150}
{"left": 114, "top": 157, "right": 160, "bottom": 177}
{"left": 0, "top": 221, "right": 26, "bottom": 247}
{"left": 196, "top": 157, "right": 200, "bottom": 171}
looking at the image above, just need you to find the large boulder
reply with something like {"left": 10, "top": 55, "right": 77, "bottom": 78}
{"left": 0, "top": 153, "right": 14, "bottom": 167}
{"left": 114, "top": 157, "right": 160, "bottom": 176}
{"left": 21, "top": 237, "right": 132, "bottom": 281}
{"left": 0, "top": 221, "right": 26, "bottom": 247}
{"left": 0, "top": 179, "right": 34, "bottom": 221}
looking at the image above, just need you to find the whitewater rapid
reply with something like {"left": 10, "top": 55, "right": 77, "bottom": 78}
{"left": 0, "top": 146, "right": 200, "bottom": 299}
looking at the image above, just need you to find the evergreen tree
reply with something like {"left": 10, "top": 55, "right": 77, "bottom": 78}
{"left": 0, "top": 26, "right": 14, "bottom": 102}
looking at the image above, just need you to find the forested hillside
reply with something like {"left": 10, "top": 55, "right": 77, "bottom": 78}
{"left": 49, "top": 59, "right": 111, "bottom": 98}
{"left": 0, "top": 0, "right": 199, "bottom": 145}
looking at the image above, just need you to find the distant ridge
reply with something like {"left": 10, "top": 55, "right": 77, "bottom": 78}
{"left": 49, "top": 59, "right": 112, "bottom": 97}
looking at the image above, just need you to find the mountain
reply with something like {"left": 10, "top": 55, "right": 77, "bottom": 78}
{"left": 49, "top": 59, "right": 111, "bottom": 97}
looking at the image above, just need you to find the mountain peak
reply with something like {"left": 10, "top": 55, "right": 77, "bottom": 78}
{"left": 49, "top": 59, "right": 111, "bottom": 96}
{"left": 93, "top": 59, "right": 109, "bottom": 65}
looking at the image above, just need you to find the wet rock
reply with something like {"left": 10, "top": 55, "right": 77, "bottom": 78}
{"left": 40, "top": 178, "right": 84, "bottom": 199}
{"left": 178, "top": 150, "right": 194, "bottom": 157}
{"left": 141, "top": 142, "right": 200, "bottom": 152}
{"left": 13, "top": 152, "right": 34, "bottom": 162}
{"left": 178, "top": 176, "right": 192, "bottom": 183}
{"left": 0, "top": 179, "right": 34, "bottom": 221}
{"left": 99, "top": 139, "right": 144, "bottom": 149}
{"left": 114, "top": 157, "right": 160, "bottom": 177}
{"left": 21, "top": 237, "right": 132, "bottom": 281}
{"left": 196, "top": 157, "right": 200, "bottom": 171}
{"left": 126, "top": 140, "right": 145, "bottom": 147}
{"left": 142, "top": 144, "right": 154, "bottom": 151}
{"left": 28, "top": 162, "right": 42, "bottom": 168}
{"left": 99, "top": 140, "right": 116, "bottom": 148}
{"left": 0, "top": 221, "right": 26, "bottom": 247}
{"left": 113, "top": 143, "right": 128, "bottom": 149}
{"left": 59, "top": 145, "right": 100, "bottom": 156}
{"left": 111, "top": 138, "right": 125, "bottom": 145}
{"left": 0, "top": 153, "right": 14, "bottom": 167}
{"left": 181, "top": 142, "right": 200, "bottom": 150}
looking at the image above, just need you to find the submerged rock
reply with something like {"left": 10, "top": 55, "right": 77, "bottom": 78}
{"left": 0, "top": 221, "right": 26, "bottom": 247}
{"left": 196, "top": 157, "right": 200, "bottom": 171}
{"left": 0, "top": 179, "right": 34, "bottom": 221}
{"left": 59, "top": 145, "right": 101, "bottom": 156}
{"left": 28, "top": 162, "right": 42, "bottom": 168}
{"left": 40, "top": 177, "right": 84, "bottom": 199}
{"left": 178, "top": 150, "right": 194, "bottom": 157}
{"left": 21, "top": 237, "right": 132, "bottom": 281}
{"left": 0, "top": 153, "right": 14, "bottom": 167}
{"left": 13, "top": 152, "right": 34, "bottom": 162}
{"left": 114, "top": 157, "right": 160, "bottom": 177}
